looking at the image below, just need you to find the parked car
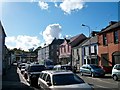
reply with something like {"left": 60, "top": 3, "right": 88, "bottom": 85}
{"left": 24, "top": 64, "right": 45, "bottom": 86}
{"left": 53, "top": 64, "right": 72, "bottom": 71}
{"left": 18, "top": 63, "right": 26, "bottom": 70}
{"left": 80, "top": 64, "right": 105, "bottom": 77}
{"left": 20, "top": 66, "right": 26, "bottom": 74}
{"left": 38, "top": 70, "right": 93, "bottom": 90}
{"left": 112, "top": 64, "right": 120, "bottom": 81}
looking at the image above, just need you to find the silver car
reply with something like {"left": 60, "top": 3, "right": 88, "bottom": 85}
{"left": 112, "top": 64, "right": 120, "bottom": 81}
{"left": 38, "top": 70, "right": 93, "bottom": 90}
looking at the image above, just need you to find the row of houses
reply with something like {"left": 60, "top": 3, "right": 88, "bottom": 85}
{"left": 37, "top": 21, "right": 120, "bottom": 72}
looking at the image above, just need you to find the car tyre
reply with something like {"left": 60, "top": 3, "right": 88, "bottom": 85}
{"left": 80, "top": 72, "right": 83, "bottom": 76}
{"left": 113, "top": 75, "right": 118, "bottom": 81}
{"left": 91, "top": 73, "right": 95, "bottom": 77}
{"left": 38, "top": 84, "right": 41, "bottom": 89}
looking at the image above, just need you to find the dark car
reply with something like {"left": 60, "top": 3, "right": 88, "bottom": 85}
{"left": 80, "top": 64, "right": 105, "bottom": 77}
{"left": 24, "top": 64, "right": 45, "bottom": 86}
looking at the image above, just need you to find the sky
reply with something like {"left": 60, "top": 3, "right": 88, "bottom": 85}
{"left": 0, "top": 0, "right": 119, "bottom": 51}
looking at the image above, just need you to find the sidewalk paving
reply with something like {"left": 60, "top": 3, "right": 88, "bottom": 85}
{"left": 2, "top": 64, "right": 34, "bottom": 90}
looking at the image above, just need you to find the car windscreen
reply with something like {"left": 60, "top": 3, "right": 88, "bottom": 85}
{"left": 29, "top": 66, "right": 45, "bottom": 72}
{"left": 53, "top": 74, "right": 84, "bottom": 85}
{"left": 61, "top": 66, "right": 72, "bottom": 70}
{"left": 46, "top": 61, "right": 53, "bottom": 66}
{"left": 90, "top": 65, "right": 102, "bottom": 69}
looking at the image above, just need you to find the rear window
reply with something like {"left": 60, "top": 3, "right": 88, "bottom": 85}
{"left": 61, "top": 66, "right": 72, "bottom": 70}
{"left": 90, "top": 65, "right": 101, "bottom": 69}
{"left": 53, "top": 74, "right": 84, "bottom": 85}
{"left": 29, "top": 65, "right": 45, "bottom": 72}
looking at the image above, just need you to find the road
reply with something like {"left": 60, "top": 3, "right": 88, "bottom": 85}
{"left": 3, "top": 64, "right": 120, "bottom": 90}
{"left": 77, "top": 73, "right": 120, "bottom": 90}
{"left": 2, "top": 64, "right": 40, "bottom": 90}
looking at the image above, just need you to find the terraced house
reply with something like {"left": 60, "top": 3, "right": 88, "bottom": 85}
{"left": 98, "top": 21, "right": 120, "bottom": 73}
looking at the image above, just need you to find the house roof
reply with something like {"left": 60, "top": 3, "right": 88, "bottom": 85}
{"left": 60, "top": 38, "right": 70, "bottom": 46}
{"left": 50, "top": 38, "right": 64, "bottom": 45}
{"left": 82, "top": 35, "right": 98, "bottom": 46}
{"left": 69, "top": 33, "right": 87, "bottom": 47}
{"left": 0, "top": 21, "right": 6, "bottom": 37}
{"left": 73, "top": 38, "right": 89, "bottom": 49}
{"left": 98, "top": 21, "right": 120, "bottom": 34}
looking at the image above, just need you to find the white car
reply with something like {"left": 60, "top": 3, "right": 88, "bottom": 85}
{"left": 20, "top": 66, "right": 26, "bottom": 74}
{"left": 38, "top": 70, "right": 93, "bottom": 90}
{"left": 112, "top": 64, "right": 120, "bottom": 81}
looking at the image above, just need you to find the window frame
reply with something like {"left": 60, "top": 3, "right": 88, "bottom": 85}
{"left": 103, "top": 34, "right": 108, "bottom": 46}
{"left": 114, "top": 30, "right": 119, "bottom": 44}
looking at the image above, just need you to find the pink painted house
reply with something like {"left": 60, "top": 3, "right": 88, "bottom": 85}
{"left": 59, "top": 34, "right": 87, "bottom": 65}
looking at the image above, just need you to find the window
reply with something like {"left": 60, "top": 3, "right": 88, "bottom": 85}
{"left": 114, "top": 30, "right": 119, "bottom": 44}
{"left": 94, "top": 45, "right": 97, "bottom": 54}
{"left": 103, "top": 34, "right": 107, "bottom": 45}
{"left": 46, "top": 74, "right": 51, "bottom": 82}
{"left": 53, "top": 74, "right": 84, "bottom": 85}
{"left": 68, "top": 45, "right": 69, "bottom": 52}
{"left": 42, "top": 73, "right": 47, "bottom": 81}
{"left": 64, "top": 46, "right": 66, "bottom": 53}
{"left": 39, "top": 73, "right": 44, "bottom": 79}
{"left": 83, "top": 47, "right": 86, "bottom": 56}
{"left": 61, "top": 47, "right": 62, "bottom": 53}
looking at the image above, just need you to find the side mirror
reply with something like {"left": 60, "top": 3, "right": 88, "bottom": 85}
{"left": 47, "top": 81, "right": 52, "bottom": 86}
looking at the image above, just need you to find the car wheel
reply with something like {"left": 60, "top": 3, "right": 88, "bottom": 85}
{"left": 38, "top": 83, "right": 41, "bottom": 89}
{"left": 113, "top": 75, "right": 118, "bottom": 81}
{"left": 91, "top": 73, "right": 95, "bottom": 77}
{"left": 80, "top": 72, "right": 83, "bottom": 76}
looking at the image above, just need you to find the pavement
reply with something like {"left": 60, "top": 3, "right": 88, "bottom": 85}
{"left": 2, "top": 64, "right": 34, "bottom": 90}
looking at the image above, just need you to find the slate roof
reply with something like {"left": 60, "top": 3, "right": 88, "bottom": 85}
{"left": 98, "top": 21, "right": 120, "bottom": 34}
{"left": 82, "top": 35, "right": 98, "bottom": 46}
{"left": 69, "top": 33, "right": 87, "bottom": 47}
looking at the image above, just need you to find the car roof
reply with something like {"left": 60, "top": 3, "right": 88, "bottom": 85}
{"left": 54, "top": 64, "right": 71, "bottom": 67}
{"left": 82, "top": 64, "right": 98, "bottom": 66}
{"left": 41, "top": 70, "right": 73, "bottom": 75}
{"left": 114, "top": 64, "right": 120, "bottom": 66}
{"left": 30, "top": 64, "right": 45, "bottom": 67}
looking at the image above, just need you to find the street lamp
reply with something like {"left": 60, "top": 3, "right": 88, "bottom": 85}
{"left": 81, "top": 24, "right": 91, "bottom": 38}
{"left": 81, "top": 24, "right": 91, "bottom": 64}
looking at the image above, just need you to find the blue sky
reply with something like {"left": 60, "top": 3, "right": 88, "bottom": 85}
{"left": 1, "top": 1, "right": 118, "bottom": 51}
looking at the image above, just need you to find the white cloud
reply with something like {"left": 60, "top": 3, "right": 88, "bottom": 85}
{"left": 42, "top": 23, "right": 62, "bottom": 45}
{"left": 64, "top": 35, "right": 72, "bottom": 39}
{"left": 59, "top": 0, "right": 85, "bottom": 14}
{"left": 38, "top": 1, "right": 49, "bottom": 10}
{"left": 5, "top": 35, "right": 40, "bottom": 51}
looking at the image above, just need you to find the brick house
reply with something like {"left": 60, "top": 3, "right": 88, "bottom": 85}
{"left": 98, "top": 21, "right": 120, "bottom": 73}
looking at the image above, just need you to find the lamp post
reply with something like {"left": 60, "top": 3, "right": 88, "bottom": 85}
{"left": 81, "top": 24, "right": 91, "bottom": 64}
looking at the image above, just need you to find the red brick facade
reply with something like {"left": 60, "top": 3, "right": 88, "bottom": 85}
{"left": 98, "top": 22, "right": 120, "bottom": 71}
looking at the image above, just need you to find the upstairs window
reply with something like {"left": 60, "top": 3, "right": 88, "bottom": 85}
{"left": 64, "top": 46, "right": 66, "bottom": 53}
{"left": 114, "top": 30, "right": 119, "bottom": 44}
{"left": 103, "top": 34, "right": 107, "bottom": 46}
